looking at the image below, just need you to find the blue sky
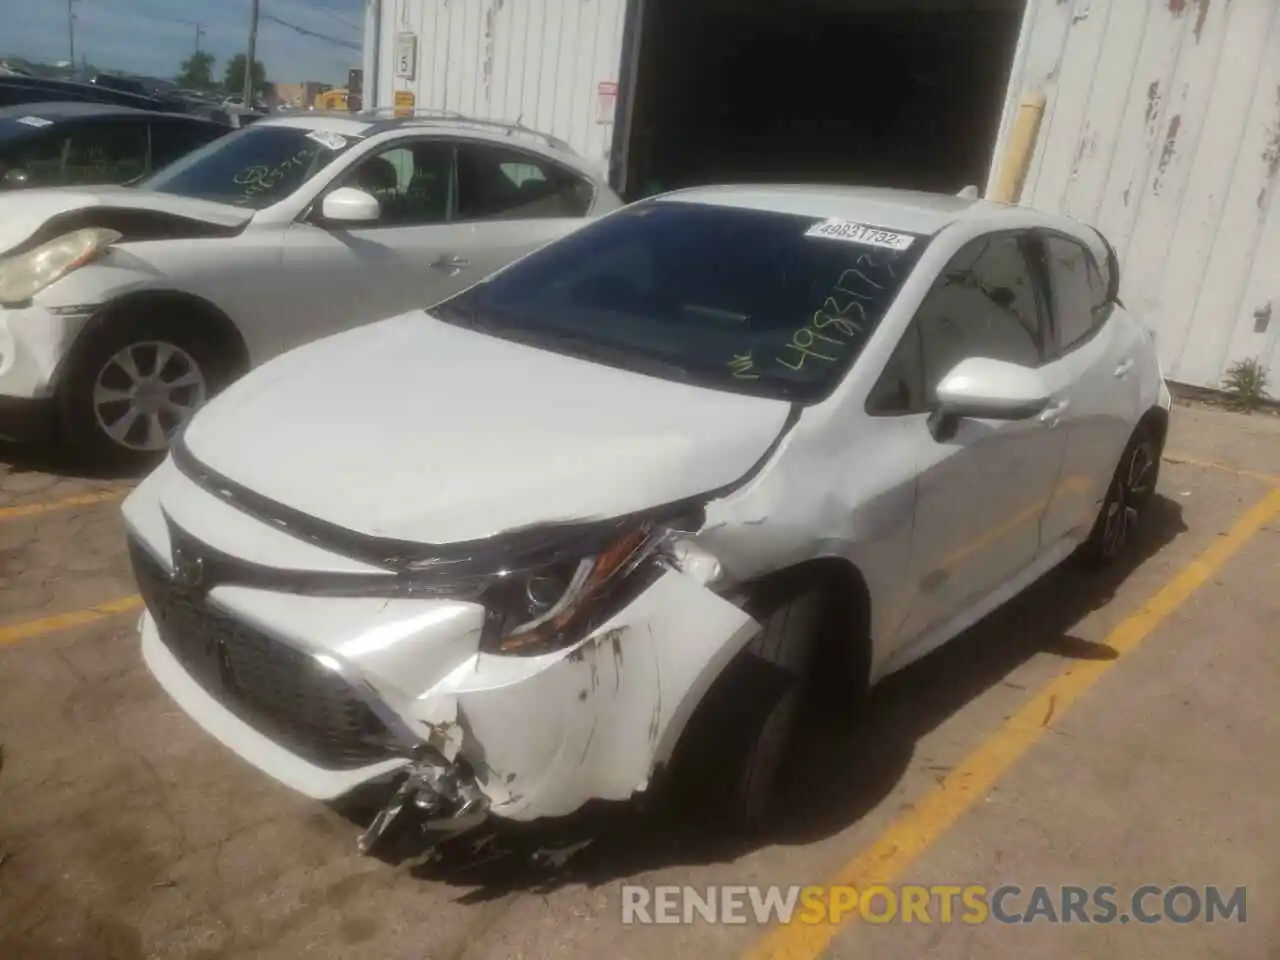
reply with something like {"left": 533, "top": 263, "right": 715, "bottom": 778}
{"left": 4, "top": 0, "right": 364, "bottom": 85}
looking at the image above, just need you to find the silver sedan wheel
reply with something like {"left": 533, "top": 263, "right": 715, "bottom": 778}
{"left": 91, "top": 340, "right": 208, "bottom": 452}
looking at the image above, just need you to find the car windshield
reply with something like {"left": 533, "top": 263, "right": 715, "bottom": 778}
{"left": 138, "top": 123, "right": 359, "bottom": 208}
{"left": 433, "top": 199, "right": 930, "bottom": 403}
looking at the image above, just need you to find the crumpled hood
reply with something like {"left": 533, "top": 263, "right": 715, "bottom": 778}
{"left": 180, "top": 311, "right": 794, "bottom": 546}
{"left": 0, "top": 186, "right": 252, "bottom": 256}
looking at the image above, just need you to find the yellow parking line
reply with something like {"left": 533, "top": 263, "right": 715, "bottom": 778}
{"left": 0, "top": 595, "right": 142, "bottom": 648}
{"left": 1163, "top": 452, "right": 1279, "bottom": 486}
{"left": 743, "top": 484, "right": 1280, "bottom": 960}
{"left": 0, "top": 489, "right": 126, "bottom": 522}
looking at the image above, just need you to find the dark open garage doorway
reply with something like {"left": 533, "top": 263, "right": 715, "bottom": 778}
{"left": 616, "top": 0, "right": 1025, "bottom": 200}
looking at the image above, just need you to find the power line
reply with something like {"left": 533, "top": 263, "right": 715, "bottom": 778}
{"left": 315, "top": 7, "right": 361, "bottom": 34}
{"left": 261, "top": 13, "right": 361, "bottom": 51}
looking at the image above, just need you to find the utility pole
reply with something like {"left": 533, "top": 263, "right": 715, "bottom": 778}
{"left": 243, "top": 0, "right": 260, "bottom": 105}
{"left": 67, "top": 0, "right": 79, "bottom": 65}
{"left": 195, "top": 23, "right": 206, "bottom": 55}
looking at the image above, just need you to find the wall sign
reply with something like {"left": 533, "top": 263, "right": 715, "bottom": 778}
{"left": 394, "top": 89, "right": 416, "bottom": 117}
{"left": 597, "top": 80, "right": 618, "bottom": 124}
{"left": 395, "top": 33, "right": 418, "bottom": 80}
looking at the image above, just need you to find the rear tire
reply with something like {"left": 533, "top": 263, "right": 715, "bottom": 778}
{"left": 56, "top": 313, "right": 235, "bottom": 472}
{"left": 665, "top": 584, "right": 827, "bottom": 834}
{"left": 1079, "top": 424, "right": 1162, "bottom": 566}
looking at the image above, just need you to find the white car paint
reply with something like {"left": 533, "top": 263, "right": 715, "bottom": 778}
{"left": 0, "top": 112, "right": 622, "bottom": 451}
{"left": 179, "top": 312, "right": 793, "bottom": 543}
{"left": 122, "top": 185, "right": 1173, "bottom": 841}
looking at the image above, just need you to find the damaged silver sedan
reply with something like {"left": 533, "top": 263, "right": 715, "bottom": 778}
{"left": 123, "top": 185, "right": 1173, "bottom": 855}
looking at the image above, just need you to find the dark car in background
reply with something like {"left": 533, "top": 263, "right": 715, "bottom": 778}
{"left": 0, "top": 75, "right": 233, "bottom": 124}
{"left": 89, "top": 73, "right": 150, "bottom": 98}
{"left": 0, "top": 102, "right": 229, "bottom": 190}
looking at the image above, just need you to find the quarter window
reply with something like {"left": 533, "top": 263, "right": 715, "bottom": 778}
{"left": 1043, "top": 235, "right": 1105, "bottom": 352}
{"left": 866, "top": 321, "right": 925, "bottom": 415}
{"left": 455, "top": 142, "right": 592, "bottom": 220}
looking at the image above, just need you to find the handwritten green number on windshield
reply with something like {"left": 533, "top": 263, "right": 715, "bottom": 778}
{"left": 776, "top": 327, "right": 840, "bottom": 371}
{"left": 835, "top": 267, "right": 883, "bottom": 298}
{"left": 728, "top": 350, "right": 760, "bottom": 379}
{"left": 233, "top": 164, "right": 269, "bottom": 186}
{"left": 813, "top": 304, "right": 859, "bottom": 339}
{"left": 233, "top": 149, "right": 317, "bottom": 203}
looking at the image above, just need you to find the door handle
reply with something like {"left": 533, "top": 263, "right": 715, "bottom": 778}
{"left": 1113, "top": 358, "right": 1135, "bottom": 378}
{"left": 1038, "top": 399, "right": 1070, "bottom": 424}
{"left": 430, "top": 254, "right": 471, "bottom": 276}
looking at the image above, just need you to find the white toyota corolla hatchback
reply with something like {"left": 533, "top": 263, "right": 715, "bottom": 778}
{"left": 122, "top": 185, "right": 1172, "bottom": 855}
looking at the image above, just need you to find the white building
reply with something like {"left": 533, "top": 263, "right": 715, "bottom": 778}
{"left": 363, "top": 0, "right": 1280, "bottom": 391}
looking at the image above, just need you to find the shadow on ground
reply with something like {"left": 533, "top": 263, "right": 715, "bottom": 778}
{"left": 406, "top": 495, "right": 1187, "bottom": 900}
{"left": 0, "top": 439, "right": 146, "bottom": 483}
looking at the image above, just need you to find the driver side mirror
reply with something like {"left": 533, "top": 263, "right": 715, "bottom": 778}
{"left": 318, "top": 186, "right": 380, "bottom": 225}
{"left": 928, "top": 356, "right": 1051, "bottom": 442}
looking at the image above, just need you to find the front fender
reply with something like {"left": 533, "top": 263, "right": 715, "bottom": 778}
{"left": 424, "top": 568, "right": 760, "bottom": 821}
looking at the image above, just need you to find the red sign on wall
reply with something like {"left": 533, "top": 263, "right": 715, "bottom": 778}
{"left": 597, "top": 81, "right": 618, "bottom": 124}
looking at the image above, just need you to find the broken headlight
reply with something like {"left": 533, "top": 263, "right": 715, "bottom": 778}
{"left": 479, "top": 524, "right": 670, "bottom": 656}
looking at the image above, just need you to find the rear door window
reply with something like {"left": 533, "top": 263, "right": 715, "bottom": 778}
{"left": 455, "top": 142, "right": 593, "bottom": 221}
{"left": 1042, "top": 235, "right": 1107, "bottom": 353}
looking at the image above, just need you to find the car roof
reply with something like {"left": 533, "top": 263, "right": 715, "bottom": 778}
{"left": 656, "top": 184, "right": 1087, "bottom": 239}
{"left": 0, "top": 101, "right": 209, "bottom": 123}
{"left": 257, "top": 111, "right": 593, "bottom": 178}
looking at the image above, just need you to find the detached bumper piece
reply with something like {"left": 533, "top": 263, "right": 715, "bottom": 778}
{"left": 356, "top": 752, "right": 490, "bottom": 856}
{"left": 130, "top": 538, "right": 402, "bottom": 771}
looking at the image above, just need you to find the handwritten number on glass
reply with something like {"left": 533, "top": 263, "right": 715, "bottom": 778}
{"left": 728, "top": 350, "right": 760, "bottom": 379}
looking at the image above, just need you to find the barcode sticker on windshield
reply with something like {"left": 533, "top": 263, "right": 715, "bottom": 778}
{"left": 16, "top": 116, "right": 54, "bottom": 128}
{"left": 804, "top": 219, "right": 915, "bottom": 251}
{"left": 306, "top": 130, "right": 348, "bottom": 150}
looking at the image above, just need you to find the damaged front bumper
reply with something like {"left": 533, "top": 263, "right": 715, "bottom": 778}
{"left": 127, "top": 459, "right": 761, "bottom": 855}
{"left": 0, "top": 301, "right": 96, "bottom": 403}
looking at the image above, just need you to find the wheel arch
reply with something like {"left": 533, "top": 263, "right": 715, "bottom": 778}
{"left": 73, "top": 288, "right": 251, "bottom": 381}
{"left": 738, "top": 555, "right": 874, "bottom": 698}
{"left": 1137, "top": 405, "right": 1170, "bottom": 451}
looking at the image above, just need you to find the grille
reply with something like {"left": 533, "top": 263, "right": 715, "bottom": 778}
{"left": 129, "top": 536, "right": 399, "bottom": 771}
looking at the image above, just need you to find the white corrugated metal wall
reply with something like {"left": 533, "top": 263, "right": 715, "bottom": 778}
{"left": 377, "top": 0, "right": 631, "bottom": 179}
{"left": 988, "top": 0, "right": 1280, "bottom": 390}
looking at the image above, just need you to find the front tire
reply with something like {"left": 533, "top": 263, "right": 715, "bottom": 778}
{"left": 666, "top": 585, "right": 826, "bottom": 834}
{"left": 1080, "top": 424, "right": 1161, "bottom": 566}
{"left": 56, "top": 315, "right": 231, "bottom": 471}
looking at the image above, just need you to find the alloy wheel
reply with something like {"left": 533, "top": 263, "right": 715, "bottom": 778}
{"left": 1100, "top": 440, "right": 1156, "bottom": 560}
{"left": 91, "top": 340, "right": 208, "bottom": 452}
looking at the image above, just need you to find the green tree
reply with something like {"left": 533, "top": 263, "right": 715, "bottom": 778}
{"left": 223, "top": 54, "right": 267, "bottom": 97}
{"left": 176, "top": 51, "right": 216, "bottom": 90}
